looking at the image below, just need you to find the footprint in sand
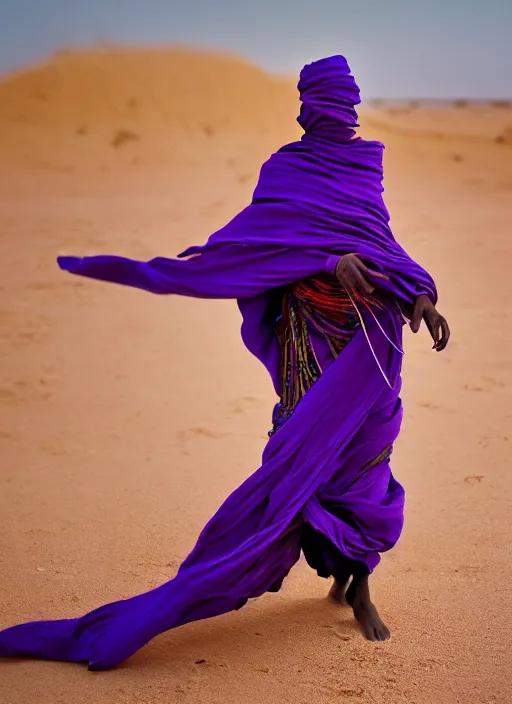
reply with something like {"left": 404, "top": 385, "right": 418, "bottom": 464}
{"left": 188, "top": 427, "right": 226, "bottom": 439}
{"left": 16, "top": 329, "right": 48, "bottom": 344}
{"left": 227, "top": 395, "right": 264, "bottom": 415}
{"left": 39, "top": 438, "right": 71, "bottom": 455}
{"left": 417, "top": 400, "right": 440, "bottom": 410}
{"left": 334, "top": 632, "right": 352, "bottom": 642}
{"left": 200, "top": 200, "right": 226, "bottom": 216}
{"left": 454, "top": 565, "right": 483, "bottom": 574}
{"left": 27, "top": 280, "right": 86, "bottom": 292}
{"left": 237, "top": 172, "right": 254, "bottom": 184}
{"left": 84, "top": 236, "right": 107, "bottom": 248}
{"left": 464, "top": 475, "right": 485, "bottom": 484}
{"left": 176, "top": 426, "right": 229, "bottom": 454}
{"left": 336, "top": 687, "right": 365, "bottom": 698}
{"left": 463, "top": 383, "right": 485, "bottom": 393}
{"left": 26, "top": 281, "right": 58, "bottom": 291}
{"left": 1, "top": 376, "right": 55, "bottom": 405}
{"left": 174, "top": 684, "right": 191, "bottom": 697}
{"left": 0, "top": 388, "right": 20, "bottom": 404}
{"left": 482, "top": 376, "right": 506, "bottom": 388}
{"left": 0, "top": 430, "right": 17, "bottom": 440}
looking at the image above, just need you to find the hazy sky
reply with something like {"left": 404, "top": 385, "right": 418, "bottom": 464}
{"left": 0, "top": 0, "right": 510, "bottom": 98}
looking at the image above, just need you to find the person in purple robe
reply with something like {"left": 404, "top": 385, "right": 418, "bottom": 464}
{"left": 0, "top": 55, "right": 449, "bottom": 670}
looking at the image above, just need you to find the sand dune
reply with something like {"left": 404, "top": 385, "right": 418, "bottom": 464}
{"left": 0, "top": 48, "right": 299, "bottom": 168}
{"left": 0, "top": 47, "right": 298, "bottom": 129}
{"left": 0, "top": 48, "right": 511, "bottom": 704}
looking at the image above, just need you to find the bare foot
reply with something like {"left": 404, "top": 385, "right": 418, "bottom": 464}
{"left": 345, "top": 574, "right": 390, "bottom": 641}
{"left": 328, "top": 577, "right": 349, "bottom": 604}
{"left": 350, "top": 599, "right": 390, "bottom": 641}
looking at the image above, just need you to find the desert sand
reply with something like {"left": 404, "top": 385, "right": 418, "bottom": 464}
{"left": 0, "top": 48, "right": 511, "bottom": 704}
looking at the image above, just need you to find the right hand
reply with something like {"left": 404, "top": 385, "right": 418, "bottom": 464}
{"left": 410, "top": 295, "right": 451, "bottom": 352}
{"left": 335, "top": 254, "right": 389, "bottom": 296}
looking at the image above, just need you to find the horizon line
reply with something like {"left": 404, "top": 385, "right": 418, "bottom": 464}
{"left": 1, "top": 42, "right": 511, "bottom": 103}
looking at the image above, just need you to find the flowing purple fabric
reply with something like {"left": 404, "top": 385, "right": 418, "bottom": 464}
{"left": 0, "top": 56, "right": 436, "bottom": 670}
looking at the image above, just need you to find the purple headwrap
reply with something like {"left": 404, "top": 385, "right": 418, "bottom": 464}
{"left": 297, "top": 55, "right": 361, "bottom": 140}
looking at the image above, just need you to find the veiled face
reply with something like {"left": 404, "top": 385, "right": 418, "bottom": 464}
{"left": 297, "top": 55, "right": 361, "bottom": 139}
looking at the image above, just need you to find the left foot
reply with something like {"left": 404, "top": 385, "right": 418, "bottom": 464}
{"left": 345, "top": 575, "right": 390, "bottom": 641}
{"left": 351, "top": 599, "right": 390, "bottom": 641}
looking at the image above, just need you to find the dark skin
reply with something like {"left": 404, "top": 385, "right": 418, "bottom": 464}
{"left": 335, "top": 253, "right": 451, "bottom": 350}
{"left": 329, "top": 253, "right": 450, "bottom": 641}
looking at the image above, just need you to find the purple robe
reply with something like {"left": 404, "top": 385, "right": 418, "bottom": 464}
{"left": 0, "top": 56, "right": 436, "bottom": 671}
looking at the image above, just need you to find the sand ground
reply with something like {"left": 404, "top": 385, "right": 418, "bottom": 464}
{"left": 0, "top": 50, "right": 511, "bottom": 704}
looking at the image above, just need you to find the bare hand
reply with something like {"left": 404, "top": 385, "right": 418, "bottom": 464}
{"left": 411, "top": 295, "right": 450, "bottom": 351}
{"left": 335, "top": 254, "right": 389, "bottom": 297}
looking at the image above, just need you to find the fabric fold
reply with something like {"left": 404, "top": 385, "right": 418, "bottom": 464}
{"left": 0, "top": 306, "right": 403, "bottom": 670}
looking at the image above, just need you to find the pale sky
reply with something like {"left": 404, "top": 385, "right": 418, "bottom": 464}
{"left": 0, "top": 0, "right": 510, "bottom": 98}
